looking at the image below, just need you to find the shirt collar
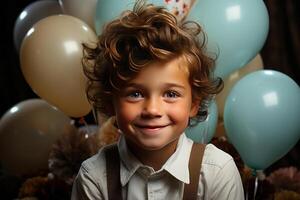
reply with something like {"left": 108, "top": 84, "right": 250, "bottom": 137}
{"left": 117, "top": 133, "right": 193, "bottom": 186}
{"left": 118, "top": 135, "right": 143, "bottom": 186}
{"left": 162, "top": 134, "right": 193, "bottom": 184}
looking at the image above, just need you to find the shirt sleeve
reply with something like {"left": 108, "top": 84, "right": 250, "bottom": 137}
{"left": 210, "top": 159, "right": 245, "bottom": 200}
{"left": 71, "top": 165, "right": 104, "bottom": 200}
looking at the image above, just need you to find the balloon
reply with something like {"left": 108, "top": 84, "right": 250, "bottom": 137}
{"left": 0, "top": 99, "right": 72, "bottom": 176}
{"left": 59, "top": 0, "right": 98, "bottom": 30}
{"left": 185, "top": 100, "right": 218, "bottom": 143}
{"left": 216, "top": 54, "right": 264, "bottom": 118}
{"left": 187, "top": 0, "right": 269, "bottom": 78}
{"left": 224, "top": 70, "right": 300, "bottom": 170}
{"left": 20, "top": 15, "right": 98, "bottom": 117}
{"left": 13, "top": 0, "right": 62, "bottom": 52}
{"left": 94, "top": 0, "right": 194, "bottom": 34}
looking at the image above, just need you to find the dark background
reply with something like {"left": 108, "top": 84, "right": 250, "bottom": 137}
{"left": 1, "top": 0, "right": 299, "bottom": 169}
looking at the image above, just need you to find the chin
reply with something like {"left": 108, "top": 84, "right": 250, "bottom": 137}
{"left": 139, "top": 143, "right": 164, "bottom": 151}
{"left": 138, "top": 139, "right": 177, "bottom": 152}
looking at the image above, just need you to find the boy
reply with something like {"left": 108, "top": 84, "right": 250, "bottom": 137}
{"left": 72, "top": 1, "right": 244, "bottom": 199}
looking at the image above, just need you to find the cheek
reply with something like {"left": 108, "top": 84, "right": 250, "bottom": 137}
{"left": 167, "top": 103, "right": 191, "bottom": 124}
{"left": 115, "top": 101, "right": 139, "bottom": 123}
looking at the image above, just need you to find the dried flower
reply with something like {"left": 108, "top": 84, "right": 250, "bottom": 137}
{"left": 267, "top": 166, "right": 300, "bottom": 193}
{"left": 48, "top": 125, "right": 100, "bottom": 182}
{"left": 274, "top": 190, "right": 300, "bottom": 200}
{"left": 18, "top": 176, "right": 48, "bottom": 198}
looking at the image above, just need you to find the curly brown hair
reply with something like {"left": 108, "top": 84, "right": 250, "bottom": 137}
{"left": 82, "top": 1, "right": 223, "bottom": 124}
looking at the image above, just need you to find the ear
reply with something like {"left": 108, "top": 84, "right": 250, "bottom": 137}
{"left": 189, "top": 100, "right": 200, "bottom": 117}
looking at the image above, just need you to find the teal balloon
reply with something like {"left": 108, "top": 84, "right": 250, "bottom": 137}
{"left": 185, "top": 100, "right": 218, "bottom": 143}
{"left": 95, "top": 0, "right": 174, "bottom": 35}
{"left": 188, "top": 0, "right": 269, "bottom": 79}
{"left": 224, "top": 70, "right": 300, "bottom": 170}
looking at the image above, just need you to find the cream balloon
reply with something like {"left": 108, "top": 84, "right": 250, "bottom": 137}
{"left": 0, "top": 99, "right": 72, "bottom": 176}
{"left": 216, "top": 54, "right": 264, "bottom": 119}
{"left": 20, "top": 15, "right": 98, "bottom": 117}
{"left": 59, "top": 0, "right": 98, "bottom": 30}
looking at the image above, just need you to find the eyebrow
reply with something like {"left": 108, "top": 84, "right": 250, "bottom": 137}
{"left": 125, "top": 82, "right": 186, "bottom": 90}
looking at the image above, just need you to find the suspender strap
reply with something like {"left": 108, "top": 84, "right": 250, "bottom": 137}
{"left": 105, "top": 144, "right": 123, "bottom": 200}
{"left": 105, "top": 143, "right": 206, "bottom": 200}
{"left": 183, "top": 143, "right": 206, "bottom": 200}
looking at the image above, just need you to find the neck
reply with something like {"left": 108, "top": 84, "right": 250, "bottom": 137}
{"left": 127, "top": 139, "right": 179, "bottom": 171}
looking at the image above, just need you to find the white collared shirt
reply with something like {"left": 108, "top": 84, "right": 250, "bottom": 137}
{"left": 71, "top": 134, "right": 244, "bottom": 200}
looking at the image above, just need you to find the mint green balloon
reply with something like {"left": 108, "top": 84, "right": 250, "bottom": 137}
{"left": 185, "top": 100, "right": 218, "bottom": 143}
{"left": 95, "top": 0, "right": 177, "bottom": 35}
{"left": 188, "top": 0, "right": 269, "bottom": 79}
{"left": 224, "top": 70, "right": 300, "bottom": 170}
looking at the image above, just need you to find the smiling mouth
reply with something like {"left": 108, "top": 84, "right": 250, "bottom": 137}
{"left": 134, "top": 124, "right": 169, "bottom": 134}
{"left": 135, "top": 124, "right": 169, "bottom": 129}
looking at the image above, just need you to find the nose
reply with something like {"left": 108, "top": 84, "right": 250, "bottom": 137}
{"left": 141, "top": 97, "right": 162, "bottom": 118}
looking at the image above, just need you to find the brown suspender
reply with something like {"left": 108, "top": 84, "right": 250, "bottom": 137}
{"left": 105, "top": 144, "right": 123, "bottom": 200}
{"left": 105, "top": 143, "right": 206, "bottom": 200}
{"left": 183, "top": 143, "right": 206, "bottom": 200}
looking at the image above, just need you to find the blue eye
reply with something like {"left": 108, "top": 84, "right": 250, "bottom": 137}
{"left": 126, "top": 91, "right": 144, "bottom": 101}
{"left": 129, "top": 92, "right": 142, "bottom": 98}
{"left": 165, "top": 91, "right": 179, "bottom": 98}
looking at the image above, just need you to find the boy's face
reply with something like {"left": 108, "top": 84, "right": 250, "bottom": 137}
{"left": 113, "top": 58, "right": 198, "bottom": 151}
